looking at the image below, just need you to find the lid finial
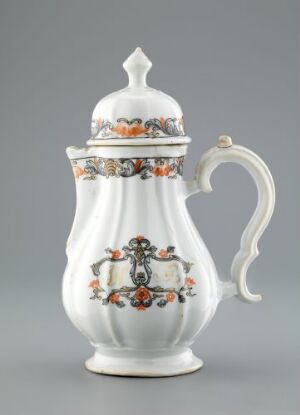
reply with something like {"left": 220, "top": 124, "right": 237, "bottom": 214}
{"left": 123, "top": 47, "right": 152, "bottom": 88}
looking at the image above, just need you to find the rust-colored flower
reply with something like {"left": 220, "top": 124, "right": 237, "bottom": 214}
{"left": 153, "top": 165, "right": 172, "bottom": 177}
{"left": 88, "top": 279, "right": 99, "bottom": 289}
{"left": 111, "top": 121, "right": 149, "bottom": 137}
{"left": 163, "top": 165, "right": 173, "bottom": 176}
{"left": 136, "top": 235, "right": 144, "bottom": 241}
{"left": 137, "top": 304, "right": 146, "bottom": 311}
{"left": 166, "top": 292, "right": 176, "bottom": 303}
{"left": 135, "top": 287, "right": 150, "bottom": 302}
{"left": 160, "top": 117, "right": 166, "bottom": 128}
{"left": 185, "top": 276, "right": 196, "bottom": 286}
{"left": 152, "top": 166, "right": 163, "bottom": 176}
{"left": 111, "top": 250, "right": 121, "bottom": 259}
{"left": 72, "top": 165, "right": 85, "bottom": 179}
{"left": 159, "top": 249, "right": 169, "bottom": 258}
{"left": 110, "top": 293, "right": 120, "bottom": 304}
{"left": 134, "top": 159, "right": 142, "bottom": 172}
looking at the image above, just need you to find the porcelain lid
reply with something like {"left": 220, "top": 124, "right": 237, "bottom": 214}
{"left": 87, "top": 47, "right": 189, "bottom": 146}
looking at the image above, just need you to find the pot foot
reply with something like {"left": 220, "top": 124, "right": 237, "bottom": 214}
{"left": 85, "top": 347, "right": 203, "bottom": 377}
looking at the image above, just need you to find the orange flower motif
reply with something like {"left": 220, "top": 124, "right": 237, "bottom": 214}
{"left": 163, "top": 165, "right": 173, "bottom": 176}
{"left": 185, "top": 277, "right": 196, "bottom": 286}
{"left": 110, "top": 293, "right": 120, "bottom": 304}
{"left": 160, "top": 117, "right": 166, "bottom": 128}
{"left": 111, "top": 250, "right": 121, "bottom": 259}
{"left": 134, "top": 159, "right": 142, "bottom": 172}
{"left": 166, "top": 292, "right": 176, "bottom": 303}
{"left": 135, "top": 287, "right": 150, "bottom": 302}
{"left": 72, "top": 165, "right": 85, "bottom": 179}
{"left": 159, "top": 249, "right": 169, "bottom": 258}
{"left": 152, "top": 166, "right": 164, "bottom": 176}
{"left": 152, "top": 165, "right": 173, "bottom": 177}
{"left": 88, "top": 279, "right": 99, "bottom": 289}
{"left": 136, "top": 235, "right": 144, "bottom": 241}
{"left": 137, "top": 304, "right": 146, "bottom": 311}
{"left": 111, "top": 121, "right": 149, "bottom": 137}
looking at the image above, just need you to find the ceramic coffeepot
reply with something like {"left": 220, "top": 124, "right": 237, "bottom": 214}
{"left": 63, "top": 48, "right": 275, "bottom": 377}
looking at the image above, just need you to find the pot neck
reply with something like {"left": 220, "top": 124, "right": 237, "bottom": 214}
{"left": 66, "top": 143, "right": 189, "bottom": 160}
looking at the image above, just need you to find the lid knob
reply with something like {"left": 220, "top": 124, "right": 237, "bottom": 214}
{"left": 123, "top": 47, "right": 152, "bottom": 88}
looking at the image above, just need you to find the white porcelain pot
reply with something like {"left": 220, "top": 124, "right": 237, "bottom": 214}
{"left": 63, "top": 48, "right": 275, "bottom": 377}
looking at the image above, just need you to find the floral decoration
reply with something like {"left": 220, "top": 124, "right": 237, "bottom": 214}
{"left": 71, "top": 156, "right": 184, "bottom": 180}
{"left": 90, "top": 117, "right": 185, "bottom": 139}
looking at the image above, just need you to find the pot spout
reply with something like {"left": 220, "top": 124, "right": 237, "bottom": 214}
{"left": 66, "top": 146, "right": 94, "bottom": 181}
{"left": 65, "top": 146, "right": 100, "bottom": 257}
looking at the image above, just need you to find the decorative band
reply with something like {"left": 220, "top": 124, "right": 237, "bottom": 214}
{"left": 71, "top": 156, "right": 184, "bottom": 180}
{"left": 91, "top": 117, "right": 185, "bottom": 139}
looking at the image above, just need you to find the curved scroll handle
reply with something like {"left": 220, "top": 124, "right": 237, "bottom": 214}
{"left": 184, "top": 135, "right": 275, "bottom": 303}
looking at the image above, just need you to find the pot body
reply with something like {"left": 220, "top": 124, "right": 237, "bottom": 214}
{"left": 63, "top": 144, "right": 220, "bottom": 376}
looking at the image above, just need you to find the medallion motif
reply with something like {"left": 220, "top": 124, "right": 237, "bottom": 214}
{"left": 88, "top": 235, "right": 196, "bottom": 311}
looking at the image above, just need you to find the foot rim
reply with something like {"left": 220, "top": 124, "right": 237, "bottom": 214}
{"left": 85, "top": 348, "right": 203, "bottom": 377}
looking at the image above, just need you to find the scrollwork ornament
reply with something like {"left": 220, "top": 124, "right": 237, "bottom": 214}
{"left": 71, "top": 157, "right": 184, "bottom": 180}
{"left": 88, "top": 236, "right": 196, "bottom": 311}
{"left": 90, "top": 116, "right": 185, "bottom": 138}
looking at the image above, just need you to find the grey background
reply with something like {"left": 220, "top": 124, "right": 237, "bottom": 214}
{"left": 0, "top": 0, "right": 299, "bottom": 414}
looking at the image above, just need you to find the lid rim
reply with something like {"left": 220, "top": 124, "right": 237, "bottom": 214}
{"left": 86, "top": 136, "right": 191, "bottom": 147}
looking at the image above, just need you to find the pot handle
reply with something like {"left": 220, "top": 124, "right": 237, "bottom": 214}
{"left": 184, "top": 136, "right": 275, "bottom": 303}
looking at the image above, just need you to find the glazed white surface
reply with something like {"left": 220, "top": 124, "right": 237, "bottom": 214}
{"left": 63, "top": 137, "right": 275, "bottom": 376}
{"left": 64, "top": 148, "right": 219, "bottom": 350}
{"left": 90, "top": 48, "right": 185, "bottom": 142}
